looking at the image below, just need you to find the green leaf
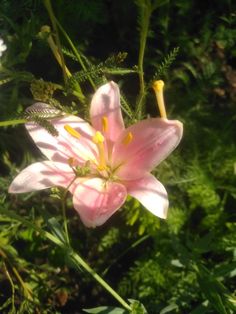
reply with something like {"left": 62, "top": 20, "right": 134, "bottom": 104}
{"left": 104, "top": 67, "right": 137, "bottom": 75}
{"left": 190, "top": 302, "right": 209, "bottom": 314}
{"left": 160, "top": 303, "right": 179, "bottom": 314}
{"left": 83, "top": 306, "right": 127, "bottom": 314}
{"left": 0, "top": 298, "right": 14, "bottom": 312}
{"left": 152, "top": 47, "right": 180, "bottom": 81}
{"left": 196, "top": 264, "right": 234, "bottom": 314}
{"left": 46, "top": 216, "right": 68, "bottom": 244}
{"left": 129, "top": 299, "right": 148, "bottom": 314}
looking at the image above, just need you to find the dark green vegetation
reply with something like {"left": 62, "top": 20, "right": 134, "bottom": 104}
{"left": 0, "top": 0, "right": 236, "bottom": 313}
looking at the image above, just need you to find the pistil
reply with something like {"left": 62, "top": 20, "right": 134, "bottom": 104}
{"left": 152, "top": 80, "right": 167, "bottom": 119}
{"left": 92, "top": 131, "right": 107, "bottom": 170}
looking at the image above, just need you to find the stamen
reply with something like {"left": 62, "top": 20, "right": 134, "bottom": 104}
{"left": 68, "top": 157, "right": 76, "bottom": 167}
{"left": 64, "top": 125, "right": 81, "bottom": 139}
{"left": 102, "top": 116, "right": 109, "bottom": 132}
{"left": 122, "top": 132, "right": 133, "bottom": 145}
{"left": 152, "top": 80, "right": 167, "bottom": 119}
{"left": 92, "top": 131, "right": 106, "bottom": 169}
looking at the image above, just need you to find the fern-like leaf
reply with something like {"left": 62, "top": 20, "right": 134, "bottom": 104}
{"left": 24, "top": 103, "right": 65, "bottom": 137}
{"left": 61, "top": 47, "right": 78, "bottom": 62}
{"left": 25, "top": 103, "right": 63, "bottom": 119}
{"left": 152, "top": 47, "right": 180, "bottom": 81}
{"left": 67, "top": 51, "right": 135, "bottom": 88}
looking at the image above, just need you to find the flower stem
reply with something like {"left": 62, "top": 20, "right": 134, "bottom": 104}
{"left": 61, "top": 177, "right": 77, "bottom": 244}
{"left": 0, "top": 208, "right": 132, "bottom": 311}
{"left": 71, "top": 252, "right": 132, "bottom": 311}
{"left": 61, "top": 194, "right": 70, "bottom": 244}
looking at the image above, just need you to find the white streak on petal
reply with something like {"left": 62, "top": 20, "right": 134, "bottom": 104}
{"left": 8, "top": 161, "right": 74, "bottom": 193}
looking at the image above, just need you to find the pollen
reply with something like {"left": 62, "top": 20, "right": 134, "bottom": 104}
{"left": 92, "top": 131, "right": 105, "bottom": 144}
{"left": 64, "top": 125, "right": 81, "bottom": 139}
{"left": 152, "top": 80, "right": 167, "bottom": 119}
{"left": 122, "top": 132, "right": 133, "bottom": 145}
{"left": 102, "top": 116, "right": 109, "bottom": 132}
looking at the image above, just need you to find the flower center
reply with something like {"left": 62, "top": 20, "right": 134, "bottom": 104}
{"left": 64, "top": 124, "right": 134, "bottom": 181}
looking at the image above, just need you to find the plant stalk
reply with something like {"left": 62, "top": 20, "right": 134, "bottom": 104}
{"left": 136, "top": 1, "right": 152, "bottom": 119}
{"left": 0, "top": 208, "right": 131, "bottom": 311}
{"left": 0, "top": 119, "right": 27, "bottom": 127}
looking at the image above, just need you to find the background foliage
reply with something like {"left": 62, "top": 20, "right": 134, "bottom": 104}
{"left": 0, "top": 0, "right": 236, "bottom": 313}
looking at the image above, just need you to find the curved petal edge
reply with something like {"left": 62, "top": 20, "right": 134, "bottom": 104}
{"left": 124, "top": 173, "right": 169, "bottom": 219}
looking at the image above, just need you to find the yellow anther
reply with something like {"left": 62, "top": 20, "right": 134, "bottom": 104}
{"left": 122, "top": 132, "right": 133, "bottom": 145}
{"left": 102, "top": 116, "right": 109, "bottom": 132}
{"left": 64, "top": 125, "right": 81, "bottom": 140}
{"left": 152, "top": 80, "right": 167, "bottom": 119}
{"left": 92, "top": 131, "right": 105, "bottom": 144}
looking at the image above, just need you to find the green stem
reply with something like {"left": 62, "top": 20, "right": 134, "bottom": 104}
{"left": 55, "top": 19, "right": 96, "bottom": 90}
{"left": 3, "top": 262, "right": 16, "bottom": 312}
{"left": 136, "top": 1, "right": 152, "bottom": 119}
{"left": 120, "top": 94, "right": 135, "bottom": 120}
{"left": 43, "top": 0, "right": 67, "bottom": 83}
{"left": 0, "top": 208, "right": 131, "bottom": 311}
{"left": 61, "top": 177, "right": 77, "bottom": 244}
{"left": 0, "top": 119, "right": 27, "bottom": 127}
{"left": 71, "top": 252, "right": 131, "bottom": 311}
{"left": 103, "top": 235, "right": 149, "bottom": 276}
{"left": 61, "top": 194, "right": 70, "bottom": 244}
{"left": 43, "top": 0, "right": 85, "bottom": 104}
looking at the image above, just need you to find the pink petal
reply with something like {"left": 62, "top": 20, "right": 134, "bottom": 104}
{"left": 72, "top": 178, "right": 127, "bottom": 227}
{"left": 124, "top": 173, "right": 169, "bottom": 219}
{"left": 26, "top": 103, "right": 98, "bottom": 165}
{"left": 8, "top": 161, "right": 75, "bottom": 193}
{"left": 112, "top": 118, "right": 183, "bottom": 180}
{"left": 90, "top": 82, "right": 125, "bottom": 143}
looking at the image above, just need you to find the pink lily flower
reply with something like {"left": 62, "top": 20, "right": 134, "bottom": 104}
{"left": 9, "top": 82, "right": 183, "bottom": 227}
